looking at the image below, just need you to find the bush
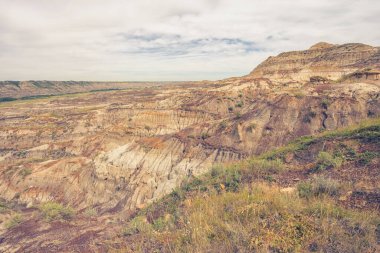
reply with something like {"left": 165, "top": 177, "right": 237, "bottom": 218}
{"left": 84, "top": 207, "right": 97, "bottom": 217}
{"left": 235, "top": 112, "right": 242, "bottom": 119}
{"left": 0, "top": 97, "right": 17, "bottom": 102}
{"left": 152, "top": 217, "right": 167, "bottom": 232}
{"left": 297, "top": 176, "right": 341, "bottom": 198}
{"left": 210, "top": 165, "right": 241, "bottom": 192}
{"left": 246, "top": 158, "right": 284, "bottom": 178}
{"left": 321, "top": 98, "right": 330, "bottom": 109}
{"left": 303, "top": 111, "right": 317, "bottom": 123}
{"left": 5, "top": 214, "right": 22, "bottom": 229}
{"left": 0, "top": 201, "right": 7, "bottom": 213}
{"left": 358, "top": 151, "right": 378, "bottom": 165}
{"left": 294, "top": 92, "right": 305, "bottom": 99}
{"left": 39, "top": 202, "right": 75, "bottom": 221}
{"left": 18, "top": 168, "right": 32, "bottom": 179}
{"left": 123, "top": 216, "right": 151, "bottom": 236}
{"left": 200, "top": 132, "right": 210, "bottom": 140}
{"left": 315, "top": 151, "right": 343, "bottom": 171}
{"left": 297, "top": 182, "right": 313, "bottom": 199}
{"left": 312, "top": 176, "right": 341, "bottom": 196}
{"left": 219, "top": 121, "right": 227, "bottom": 130}
{"left": 228, "top": 106, "right": 234, "bottom": 112}
{"left": 211, "top": 165, "right": 224, "bottom": 178}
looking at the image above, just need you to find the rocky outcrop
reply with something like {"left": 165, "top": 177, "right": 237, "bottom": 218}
{"left": 0, "top": 42, "right": 379, "bottom": 218}
{"left": 249, "top": 42, "right": 380, "bottom": 82}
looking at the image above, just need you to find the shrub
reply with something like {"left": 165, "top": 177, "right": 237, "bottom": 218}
{"left": 303, "top": 111, "right": 317, "bottom": 123}
{"left": 5, "top": 214, "right": 22, "bottom": 229}
{"left": 297, "top": 182, "right": 313, "bottom": 199}
{"left": 228, "top": 106, "right": 234, "bottom": 112}
{"left": 219, "top": 121, "right": 227, "bottom": 130}
{"left": 84, "top": 207, "right": 97, "bottom": 217}
{"left": 152, "top": 217, "right": 167, "bottom": 232}
{"left": 183, "top": 177, "right": 203, "bottom": 192}
{"left": 312, "top": 176, "right": 341, "bottom": 196}
{"left": 211, "top": 165, "right": 224, "bottom": 178}
{"left": 210, "top": 165, "right": 241, "bottom": 192}
{"left": 315, "top": 151, "right": 343, "bottom": 171}
{"left": 18, "top": 168, "right": 32, "bottom": 179}
{"left": 0, "top": 201, "right": 7, "bottom": 213}
{"left": 246, "top": 158, "right": 284, "bottom": 178}
{"left": 358, "top": 151, "right": 378, "bottom": 165}
{"left": 200, "top": 132, "right": 210, "bottom": 140}
{"left": 0, "top": 97, "right": 17, "bottom": 102}
{"left": 235, "top": 112, "right": 242, "bottom": 119}
{"left": 297, "top": 176, "right": 341, "bottom": 198}
{"left": 123, "top": 216, "right": 151, "bottom": 236}
{"left": 235, "top": 102, "right": 243, "bottom": 108}
{"left": 321, "top": 98, "right": 330, "bottom": 109}
{"left": 39, "top": 202, "right": 75, "bottom": 221}
{"left": 294, "top": 92, "right": 305, "bottom": 99}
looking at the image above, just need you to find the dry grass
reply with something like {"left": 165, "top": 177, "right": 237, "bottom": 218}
{"left": 121, "top": 118, "right": 380, "bottom": 252}
{"left": 129, "top": 183, "right": 379, "bottom": 252}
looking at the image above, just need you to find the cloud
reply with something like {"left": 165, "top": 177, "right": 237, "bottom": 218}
{"left": 0, "top": 0, "right": 379, "bottom": 81}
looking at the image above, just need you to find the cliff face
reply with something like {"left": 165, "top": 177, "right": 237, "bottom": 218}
{"left": 0, "top": 42, "right": 379, "bottom": 251}
{"left": 249, "top": 42, "right": 380, "bottom": 82}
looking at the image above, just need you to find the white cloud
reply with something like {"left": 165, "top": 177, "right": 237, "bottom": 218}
{"left": 0, "top": 0, "right": 379, "bottom": 81}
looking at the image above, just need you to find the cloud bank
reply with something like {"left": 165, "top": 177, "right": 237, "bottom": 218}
{"left": 0, "top": 0, "right": 379, "bottom": 81}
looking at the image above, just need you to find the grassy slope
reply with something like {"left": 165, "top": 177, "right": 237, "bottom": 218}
{"left": 118, "top": 118, "right": 380, "bottom": 253}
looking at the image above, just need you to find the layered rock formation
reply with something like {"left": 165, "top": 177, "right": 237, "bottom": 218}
{"left": 0, "top": 42, "right": 379, "bottom": 252}
{"left": 249, "top": 42, "right": 380, "bottom": 83}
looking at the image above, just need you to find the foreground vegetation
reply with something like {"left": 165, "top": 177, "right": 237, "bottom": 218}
{"left": 121, "top": 118, "right": 380, "bottom": 252}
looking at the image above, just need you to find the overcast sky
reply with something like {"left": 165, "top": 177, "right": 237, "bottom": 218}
{"left": 0, "top": 0, "right": 379, "bottom": 81}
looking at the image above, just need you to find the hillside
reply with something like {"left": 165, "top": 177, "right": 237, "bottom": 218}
{"left": 0, "top": 81, "right": 175, "bottom": 99}
{"left": 0, "top": 42, "right": 379, "bottom": 252}
{"left": 120, "top": 118, "right": 380, "bottom": 252}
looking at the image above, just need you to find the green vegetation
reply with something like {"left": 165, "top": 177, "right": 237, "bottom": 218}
{"left": 89, "top": 88, "right": 121, "bottom": 92}
{"left": 234, "top": 112, "right": 242, "bottom": 119}
{"left": 130, "top": 183, "right": 378, "bottom": 252}
{"left": 0, "top": 97, "right": 17, "bottom": 102}
{"left": 200, "top": 132, "right": 210, "bottom": 140}
{"left": 358, "top": 151, "right": 379, "bottom": 165}
{"left": 0, "top": 201, "right": 7, "bottom": 213}
{"left": 297, "top": 176, "right": 341, "bottom": 199}
{"left": 39, "top": 202, "right": 75, "bottom": 221}
{"left": 121, "top": 118, "right": 380, "bottom": 252}
{"left": 5, "top": 214, "right": 23, "bottom": 229}
{"left": 294, "top": 92, "right": 305, "bottom": 99}
{"left": 303, "top": 110, "right": 317, "bottom": 123}
{"left": 321, "top": 98, "right": 330, "bottom": 109}
{"left": 219, "top": 121, "right": 227, "bottom": 130}
{"left": 20, "top": 94, "right": 54, "bottom": 100}
{"left": 84, "top": 207, "right": 97, "bottom": 217}
{"left": 18, "top": 168, "right": 32, "bottom": 179}
{"left": 228, "top": 106, "right": 233, "bottom": 112}
{"left": 314, "top": 151, "right": 344, "bottom": 171}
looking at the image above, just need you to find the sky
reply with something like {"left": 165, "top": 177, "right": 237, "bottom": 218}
{"left": 0, "top": 0, "right": 379, "bottom": 81}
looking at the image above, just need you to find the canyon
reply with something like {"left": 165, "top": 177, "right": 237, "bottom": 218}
{"left": 0, "top": 42, "right": 379, "bottom": 252}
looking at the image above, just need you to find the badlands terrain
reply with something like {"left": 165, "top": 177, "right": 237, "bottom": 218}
{"left": 0, "top": 42, "right": 379, "bottom": 252}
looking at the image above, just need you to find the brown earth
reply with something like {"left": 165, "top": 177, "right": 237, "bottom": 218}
{"left": 0, "top": 42, "right": 379, "bottom": 252}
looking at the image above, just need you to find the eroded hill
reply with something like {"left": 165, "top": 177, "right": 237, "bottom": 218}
{"left": 0, "top": 42, "right": 379, "bottom": 252}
